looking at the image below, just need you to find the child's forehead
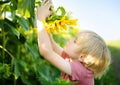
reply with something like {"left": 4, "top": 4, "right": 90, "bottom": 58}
{"left": 77, "top": 32, "right": 88, "bottom": 38}
{"left": 75, "top": 32, "right": 91, "bottom": 42}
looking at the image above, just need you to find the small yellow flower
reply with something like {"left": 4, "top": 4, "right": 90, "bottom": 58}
{"left": 33, "top": 28, "right": 38, "bottom": 32}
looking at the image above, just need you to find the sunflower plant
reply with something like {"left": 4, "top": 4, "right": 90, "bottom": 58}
{"left": 43, "top": 6, "right": 78, "bottom": 33}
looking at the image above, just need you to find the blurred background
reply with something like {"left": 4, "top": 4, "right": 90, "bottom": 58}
{"left": 0, "top": 0, "right": 120, "bottom": 85}
{"left": 53, "top": 0, "right": 120, "bottom": 41}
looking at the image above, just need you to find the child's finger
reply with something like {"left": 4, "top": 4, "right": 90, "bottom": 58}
{"left": 44, "top": 0, "right": 53, "bottom": 8}
{"left": 41, "top": 0, "right": 53, "bottom": 11}
{"left": 42, "top": 0, "right": 48, "bottom": 5}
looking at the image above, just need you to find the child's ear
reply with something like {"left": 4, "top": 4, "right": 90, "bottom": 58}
{"left": 78, "top": 57, "right": 83, "bottom": 62}
{"left": 78, "top": 54, "right": 87, "bottom": 62}
{"left": 80, "top": 54, "right": 86, "bottom": 58}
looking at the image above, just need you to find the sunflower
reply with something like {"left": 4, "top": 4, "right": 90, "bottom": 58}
{"left": 43, "top": 16, "right": 78, "bottom": 33}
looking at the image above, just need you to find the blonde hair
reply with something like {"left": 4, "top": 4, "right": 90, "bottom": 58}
{"left": 75, "top": 30, "right": 111, "bottom": 79}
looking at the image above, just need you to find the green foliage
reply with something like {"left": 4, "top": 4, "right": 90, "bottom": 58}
{"left": 46, "top": 6, "right": 66, "bottom": 22}
{"left": 0, "top": 63, "right": 11, "bottom": 79}
{"left": 95, "top": 64, "right": 118, "bottom": 85}
{"left": 0, "top": 0, "right": 75, "bottom": 85}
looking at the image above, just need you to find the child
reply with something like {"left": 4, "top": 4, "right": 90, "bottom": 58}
{"left": 37, "top": 0, "right": 111, "bottom": 85}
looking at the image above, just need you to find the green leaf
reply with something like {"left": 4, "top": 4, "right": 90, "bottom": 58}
{"left": 56, "top": 6, "right": 66, "bottom": 17}
{"left": 17, "top": 0, "right": 35, "bottom": 18}
{"left": 0, "top": 18, "right": 20, "bottom": 37}
{"left": 16, "top": 16, "right": 29, "bottom": 31}
{"left": 12, "top": 59, "right": 20, "bottom": 80}
{"left": 46, "top": 6, "right": 66, "bottom": 22}
{"left": 27, "top": 0, "right": 35, "bottom": 17}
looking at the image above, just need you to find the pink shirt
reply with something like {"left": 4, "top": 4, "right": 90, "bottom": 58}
{"left": 61, "top": 51, "right": 94, "bottom": 85}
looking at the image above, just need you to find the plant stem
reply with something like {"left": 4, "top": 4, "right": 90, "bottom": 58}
{"left": 2, "top": 25, "right": 5, "bottom": 63}
{"left": 0, "top": 45, "right": 14, "bottom": 59}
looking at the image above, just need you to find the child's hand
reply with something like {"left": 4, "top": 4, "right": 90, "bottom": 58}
{"left": 37, "top": 0, "right": 53, "bottom": 21}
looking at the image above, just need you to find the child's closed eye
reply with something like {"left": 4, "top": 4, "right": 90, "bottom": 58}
{"left": 74, "top": 37, "right": 78, "bottom": 43}
{"left": 74, "top": 39, "right": 77, "bottom": 43}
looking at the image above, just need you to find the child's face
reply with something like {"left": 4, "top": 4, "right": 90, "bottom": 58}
{"left": 64, "top": 37, "right": 79, "bottom": 60}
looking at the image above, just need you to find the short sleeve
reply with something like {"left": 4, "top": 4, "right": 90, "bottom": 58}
{"left": 69, "top": 62, "right": 85, "bottom": 81}
{"left": 61, "top": 51, "right": 70, "bottom": 59}
{"left": 61, "top": 61, "right": 94, "bottom": 85}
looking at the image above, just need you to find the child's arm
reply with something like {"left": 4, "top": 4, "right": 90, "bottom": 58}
{"left": 37, "top": 0, "right": 63, "bottom": 56}
{"left": 49, "top": 35, "right": 63, "bottom": 56}
{"left": 37, "top": 0, "right": 71, "bottom": 75}
{"left": 38, "top": 29, "right": 71, "bottom": 75}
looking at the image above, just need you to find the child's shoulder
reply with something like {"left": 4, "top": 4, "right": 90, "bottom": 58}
{"left": 70, "top": 61, "right": 94, "bottom": 78}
